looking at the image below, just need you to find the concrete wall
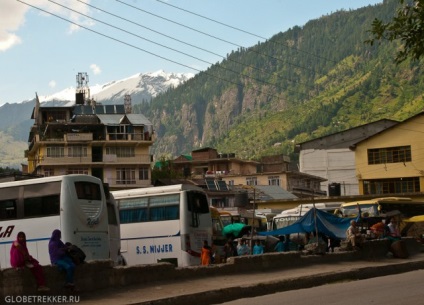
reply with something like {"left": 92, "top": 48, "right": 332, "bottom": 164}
{"left": 1, "top": 237, "right": 421, "bottom": 298}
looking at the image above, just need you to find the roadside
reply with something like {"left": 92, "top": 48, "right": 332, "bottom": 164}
{"left": 76, "top": 253, "right": 424, "bottom": 305}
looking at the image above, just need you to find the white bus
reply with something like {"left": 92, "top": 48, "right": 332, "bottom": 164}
{"left": 0, "top": 175, "right": 112, "bottom": 268}
{"left": 103, "top": 184, "right": 123, "bottom": 265}
{"left": 272, "top": 202, "right": 342, "bottom": 231}
{"left": 112, "top": 184, "right": 213, "bottom": 267}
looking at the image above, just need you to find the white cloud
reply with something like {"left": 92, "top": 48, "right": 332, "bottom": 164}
{"left": 49, "top": 80, "right": 57, "bottom": 88}
{"left": 0, "top": 0, "right": 94, "bottom": 51}
{"left": 90, "top": 64, "right": 102, "bottom": 75}
{"left": 0, "top": 34, "right": 22, "bottom": 52}
{"left": 0, "top": 1, "right": 28, "bottom": 51}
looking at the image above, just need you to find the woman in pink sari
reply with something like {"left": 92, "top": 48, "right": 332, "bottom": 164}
{"left": 10, "top": 231, "right": 50, "bottom": 291}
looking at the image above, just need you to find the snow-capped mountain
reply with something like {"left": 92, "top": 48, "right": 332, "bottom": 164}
{"left": 38, "top": 70, "right": 194, "bottom": 106}
{"left": 0, "top": 70, "right": 195, "bottom": 145}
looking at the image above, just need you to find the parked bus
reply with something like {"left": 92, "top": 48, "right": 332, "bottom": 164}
{"left": 112, "top": 184, "right": 213, "bottom": 267}
{"left": 0, "top": 175, "right": 112, "bottom": 268}
{"left": 103, "top": 184, "right": 123, "bottom": 265}
{"left": 272, "top": 203, "right": 342, "bottom": 231}
{"left": 209, "top": 206, "right": 226, "bottom": 263}
{"left": 340, "top": 197, "right": 424, "bottom": 219}
{"left": 218, "top": 210, "right": 241, "bottom": 227}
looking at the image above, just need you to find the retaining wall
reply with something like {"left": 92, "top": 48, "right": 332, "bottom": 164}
{"left": 1, "top": 237, "right": 421, "bottom": 298}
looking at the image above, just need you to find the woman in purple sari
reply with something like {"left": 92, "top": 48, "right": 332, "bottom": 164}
{"left": 10, "top": 231, "right": 50, "bottom": 291}
{"left": 48, "top": 229, "right": 76, "bottom": 289}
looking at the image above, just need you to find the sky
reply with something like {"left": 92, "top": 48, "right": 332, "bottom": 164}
{"left": 0, "top": 0, "right": 383, "bottom": 106}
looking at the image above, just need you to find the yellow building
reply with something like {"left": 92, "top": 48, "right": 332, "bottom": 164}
{"left": 26, "top": 99, "right": 154, "bottom": 190}
{"left": 351, "top": 112, "right": 424, "bottom": 195}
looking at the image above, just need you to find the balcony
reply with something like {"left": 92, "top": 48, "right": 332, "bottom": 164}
{"left": 106, "top": 132, "right": 152, "bottom": 141}
{"left": 104, "top": 178, "right": 152, "bottom": 189}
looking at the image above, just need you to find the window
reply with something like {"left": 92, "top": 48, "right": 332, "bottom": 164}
{"left": 106, "top": 146, "right": 135, "bottom": 157}
{"left": 23, "top": 195, "right": 60, "bottom": 218}
{"left": 0, "top": 200, "right": 17, "bottom": 220}
{"left": 67, "top": 168, "right": 89, "bottom": 175}
{"left": 118, "top": 194, "right": 179, "bottom": 224}
{"left": 46, "top": 146, "right": 64, "bottom": 158}
{"left": 139, "top": 167, "right": 149, "bottom": 180}
{"left": 363, "top": 177, "right": 420, "bottom": 194}
{"left": 368, "top": 146, "right": 412, "bottom": 165}
{"left": 45, "top": 111, "right": 66, "bottom": 122}
{"left": 44, "top": 168, "right": 54, "bottom": 177}
{"left": 116, "top": 168, "right": 136, "bottom": 184}
{"left": 68, "top": 145, "right": 87, "bottom": 157}
{"left": 149, "top": 194, "right": 179, "bottom": 221}
{"left": 268, "top": 176, "right": 280, "bottom": 186}
{"left": 246, "top": 177, "right": 257, "bottom": 186}
{"left": 74, "top": 182, "right": 102, "bottom": 200}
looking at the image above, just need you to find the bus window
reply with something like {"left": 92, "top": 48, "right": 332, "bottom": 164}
{"left": 150, "top": 194, "right": 180, "bottom": 221}
{"left": 119, "top": 197, "right": 148, "bottom": 223}
{"left": 0, "top": 199, "right": 17, "bottom": 220}
{"left": 74, "top": 181, "right": 102, "bottom": 200}
{"left": 187, "top": 192, "right": 209, "bottom": 213}
{"left": 23, "top": 195, "right": 60, "bottom": 218}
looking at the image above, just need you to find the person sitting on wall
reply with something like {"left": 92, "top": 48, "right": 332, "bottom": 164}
{"left": 370, "top": 220, "right": 386, "bottom": 239}
{"left": 10, "top": 232, "right": 50, "bottom": 292}
{"left": 346, "top": 220, "right": 365, "bottom": 250}
{"left": 387, "top": 217, "right": 401, "bottom": 241}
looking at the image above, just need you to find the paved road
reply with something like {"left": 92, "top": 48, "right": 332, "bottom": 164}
{"left": 76, "top": 253, "right": 424, "bottom": 305}
{"left": 222, "top": 269, "right": 424, "bottom": 305}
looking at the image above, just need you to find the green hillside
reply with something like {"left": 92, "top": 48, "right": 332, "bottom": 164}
{"left": 134, "top": 0, "right": 424, "bottom": 161}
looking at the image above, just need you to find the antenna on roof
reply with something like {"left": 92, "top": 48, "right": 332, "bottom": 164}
{"left": 124, "top": 94, "right": 132, "bottom": 114}
{"left": 75, "top": 72, "right": 90, "bottom": 105}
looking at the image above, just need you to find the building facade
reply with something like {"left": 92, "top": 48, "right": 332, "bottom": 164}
{"left": 170, "top": 147, "right": 326, "bottom": 199}
{"left": 295, "top": 119, "right": 399, "bottom": 196}
{"left": 350, "top": 112, "right": 424, "bottom": 195}
{"left": 26, "top": 98, "right": 154, "bottom": 190}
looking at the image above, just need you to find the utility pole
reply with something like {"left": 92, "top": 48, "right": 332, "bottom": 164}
{"left": 250, "top": 187, "right": 256, "bottom": 254}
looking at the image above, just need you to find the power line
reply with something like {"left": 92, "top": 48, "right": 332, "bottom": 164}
{"left": 76, "top": 0, "right": 312, "bottom": 91}
{"left": 154, "top": 0, "right": 339, "bottom": 66}
{"left": 48, "top": 0, "right": 303, "bottom": 97}
{"left": 115, "top": 0, "right": 320, "bottom": 75}
{"left": 16, "top": 0, "right": 287, "bottom": 103}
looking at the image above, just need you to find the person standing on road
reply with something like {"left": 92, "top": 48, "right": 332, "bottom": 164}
{"left": 201, "top": 240, "right": 212, "bottom": 265}
{"left": 237, "top": 239, "right": 250, "bottom": 256}
{"left": 224, "top": 239, "right": 236, "bottom": 261}
{"left": 253, "top": 240, "right": 264, "bottom": 255}
{"left": 274, "top": 235, "right": 285, "bottom": 252}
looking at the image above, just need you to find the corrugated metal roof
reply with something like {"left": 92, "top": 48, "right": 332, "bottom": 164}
{"left": 97, "top": 114, "right": 124, "bottom": 125}
{"left": 255, "top": 185, "right": 298, "bottom": 200}
{"left": 126, "top": 114, "right": 152, "bottom": 126}
{"left": 96, "top": 114, "right": 152, "bottom": 126}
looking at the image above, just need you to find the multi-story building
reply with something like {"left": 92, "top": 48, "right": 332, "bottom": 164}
{"left": 25, "top": 96, "right": 154, "bottom": 190}
{"left": 171, "top": 147, "right": 326, "bottom": 199}
{"left": 350, "top": 112, "right": 424, "bottom": 195}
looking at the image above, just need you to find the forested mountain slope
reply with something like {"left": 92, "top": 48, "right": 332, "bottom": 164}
{"left": 134, "top": 0, "right": 424, "bottom": 161}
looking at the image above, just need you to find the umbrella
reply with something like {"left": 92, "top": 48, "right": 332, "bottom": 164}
{"left": 222, "top": 223, "right": 251, "bottom": 239}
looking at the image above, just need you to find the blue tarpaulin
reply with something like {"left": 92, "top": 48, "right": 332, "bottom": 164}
{"left": 259, "top": 208, "right": 353, "bottom": 239}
